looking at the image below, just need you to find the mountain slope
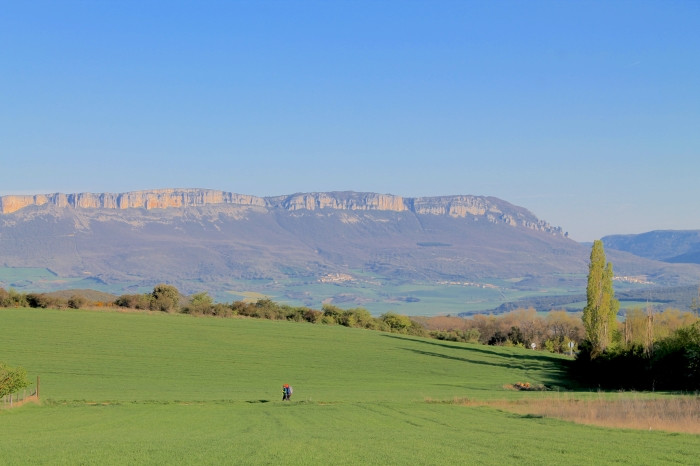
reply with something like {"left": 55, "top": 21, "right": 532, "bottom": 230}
{"left": 2, "top": 189, "right": 699, "bottom": 312}
{"left": 602, "top": 230, "right": 700, "bottom": 264}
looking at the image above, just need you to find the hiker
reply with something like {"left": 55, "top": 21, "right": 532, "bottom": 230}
{"left": 282, "top": 384, "right": 291, "bottom": 401}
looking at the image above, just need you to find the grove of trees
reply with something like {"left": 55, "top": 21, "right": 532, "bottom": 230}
{"left": 574, "top": 241, "right": 700, "bottom": 390}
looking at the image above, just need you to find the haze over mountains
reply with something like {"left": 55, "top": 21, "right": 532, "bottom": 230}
{"left": 1, "top": 189, "right": 699, "bottom": 314}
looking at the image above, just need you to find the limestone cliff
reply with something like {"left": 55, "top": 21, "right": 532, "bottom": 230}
{"left": 0, "top": 189, "right": 265, "bottom": 213}
{"left": 0, "top": 188, "right": 565, "bottom": 236}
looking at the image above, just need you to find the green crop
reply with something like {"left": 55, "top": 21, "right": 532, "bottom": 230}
{"left": 1, "top": 308, "right": 697, "bottom": 464}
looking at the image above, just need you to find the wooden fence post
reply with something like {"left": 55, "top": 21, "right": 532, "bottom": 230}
{"left": 36, "top": 376, "right": 40, "bottom": 399}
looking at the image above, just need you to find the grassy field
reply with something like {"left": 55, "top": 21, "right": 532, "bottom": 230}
{"left": 1, "top": 308, "right": 698, "bottom": 464}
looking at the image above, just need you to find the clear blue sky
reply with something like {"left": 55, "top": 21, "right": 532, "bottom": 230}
{"left": 2, "top": 1, "right": 699, "bottom": 242}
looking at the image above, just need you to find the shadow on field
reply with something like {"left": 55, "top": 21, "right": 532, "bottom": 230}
{"left": 383, "top": 334, "right": 572, "bottom": 388}
{"left": 383, "top": 334, "right": 560, "bottom": 363}
{"left": 246, "top": 400, "right": 271, "bottom": 403}
{"left": 405, "top": 348, "right": 548, "bottom": 372}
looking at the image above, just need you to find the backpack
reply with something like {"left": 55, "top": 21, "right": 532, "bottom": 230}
{"left": 288, "top": 386, "right": 293, "bottom": 395}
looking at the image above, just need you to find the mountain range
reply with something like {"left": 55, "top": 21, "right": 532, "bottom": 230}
{"left": 1, "top": 189, "right": 699, "bottom": 314}
{"left": 602, "top": 230, "right": 700, "bottom": 264}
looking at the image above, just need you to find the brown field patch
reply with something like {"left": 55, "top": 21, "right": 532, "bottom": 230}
{"left": 430, "top": 394, "right": 700, "bottom": 434}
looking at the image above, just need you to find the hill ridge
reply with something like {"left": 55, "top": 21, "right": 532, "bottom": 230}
{"left": 0, "top": 188, "right": 565, "bottom": 236}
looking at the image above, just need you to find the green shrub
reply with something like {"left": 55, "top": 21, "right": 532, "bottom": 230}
{"left": 338, "top": 311, "right": 358, "bottom": 327}
{"left": 381, "top": 312, "right": 412, "bottom": 333}
{"left": 322, "top": 304, "right": 343, "bottom": 320}
{"left": 184, "top": 292, "right": 214, "bottom": 315}
{"left": 67, "top": 295, "right": 86, "bottom": 309}
{"left": 26, "top": 293, "right": 66, "bottom": 309}
{"left": 211, "top": 303, "right": 233, "bottom": 317}
{"left": 462, "top": 328, "right": 481, "bottom": 343}
{"left": 303, "top": 309, "right": 322, "bottom": 323}
{"left": 284, "top": 306, "right": 306, "bottom": 322}
{"left": 432, "top": 330, "right": 460, "bottom": 341}
{"left": 488, "top": 331, "right": 508, "bottom": 346}
{"left": 150, "top": 284, "right": 181, "bottom": 313}
{"left": 573, "top": 322, "right": 700, "bottom": 390}
{"left": 320, "top": 315, "right": 337, "bottom": 325}
{"left": 0, "top": 361, "right": 29, "bottom": 398}
{"left": 0, "top": 288, "right": 28, "bottom": 307}
{"left": 114, "top": 294, "right": 151, "bottom": 309}
{"left": 0, "top": 288, "right": 9, "bottom": 307}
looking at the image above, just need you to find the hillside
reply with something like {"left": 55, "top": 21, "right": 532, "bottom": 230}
{"left": 1, "top": 308, "right": 698, "bottom": 464}
{"left": 2, "top": 189, "right": 700, "bottom": 313}
{"left": 603, "top": 230, "right": 700, "bottom": 264}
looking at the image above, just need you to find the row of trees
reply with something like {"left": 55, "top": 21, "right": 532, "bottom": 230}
{"left": 3, "top": 275, "right": 698, "bottom": 358}
{"left": 0, "top": 288, "right": 86, "bottom": 309}
{"left": 113, "top": 288, "right": 428, "bottom": 335}
{"left": 414, "top": 309, "right": 584, "bottom": 353}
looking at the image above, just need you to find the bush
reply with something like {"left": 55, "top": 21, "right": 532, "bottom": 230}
{"left": 432, "top": 330, "right": 460, "bottom": 342}
{"left": 114, "top": 294, "right": 151, "bottom": 309}
{"left": 0, "top": 288, "right": 9, "bottom": 307}
{"left": 211, "top": 303, "right": 234, "bottom": 317}
{"left": 488, "top": 331, "right": 508, "bottom": 346}
{"left": 462, "top": 328, "right": 481, "bottom": 343}
{"left": 322, "top": 304, "right": 343, "bottom": 321}
{"left": 653, "top": 321, "right": 700, "bottom": 390}
{"left": 507, "top": 326, "right": 526, "bottom": 345}
{"left": 26, "top": 293, "right": 66, "bottom": 309}
{"left": 184, "top": 292, "right": 214, "bottom": 315}
{"left": 284, "top": 306, "right": 306, "bottom": 322}
{"left": 573, "top": 322, "right": 700, "bottom": 390}
{"left": 349, "top": 308, "right": 376, "bottom": 329}
{"left": 320, "top": 315, "right": 336, "bottom": 325}
{"left": 0, "top": 288, "right": 26, "bottom": 307}
{"left": 381, "top": 312, "right": 412, "bottom": 333}
{"left": 67, "top": 295, "right": 86, "bottom": 309}
{"left": 303, "top": 309, "right": 322, "bottom": 323}
{"left": 338, "top": 310, "right": 358, "bottom": 327}
{"left": 150, "top": 284, "right": 181, "bottom": 313}
{"left": 0, "top": 362, "right": 29, "bottom": 398}
{"left": 253, "top": 299, "right": 285, "bottom": 320}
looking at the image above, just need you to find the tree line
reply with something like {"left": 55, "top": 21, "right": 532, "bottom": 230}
{"left": 1, "top": 277, "right": 697, "bottom": 358}
{"left": 573, "top": 240, "right": 700, "bottom": 390}
{"left": 0, "top": 283, "right": 601, "bottom": 350}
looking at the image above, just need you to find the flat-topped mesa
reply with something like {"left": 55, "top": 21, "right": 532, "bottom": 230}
{"left": 0, "top": 190, "right": 407, "bottom": 214}
{"left": 0, "top": 189, "right": 565, "bottom": 236}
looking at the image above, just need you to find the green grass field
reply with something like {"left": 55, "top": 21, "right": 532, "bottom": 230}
{"left": 1, "top": 308, "right": 698, "bottom": 464}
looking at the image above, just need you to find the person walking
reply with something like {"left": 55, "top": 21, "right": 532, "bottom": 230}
{"left": 282, "top": 384, "right": 290, "bottom": 401}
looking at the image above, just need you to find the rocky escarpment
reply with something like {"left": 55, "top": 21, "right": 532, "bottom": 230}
{"left": 0, "top": 189, "right": 265, "bottom": 213}
{"left": 0, "top": 188, "right": 565, "bottom": 236}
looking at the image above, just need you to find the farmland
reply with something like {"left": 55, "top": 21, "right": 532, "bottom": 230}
{"left": 1, "top": 307, "right": 698, "bottom": 464}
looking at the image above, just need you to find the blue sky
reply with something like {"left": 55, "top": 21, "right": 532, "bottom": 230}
{"left": 2, "top": 1, "right": 699, "bottom": 242}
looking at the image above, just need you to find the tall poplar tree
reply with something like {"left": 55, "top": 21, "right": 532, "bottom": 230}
{"left": 582, "top": 240, "right": 620, "bottom": 357}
